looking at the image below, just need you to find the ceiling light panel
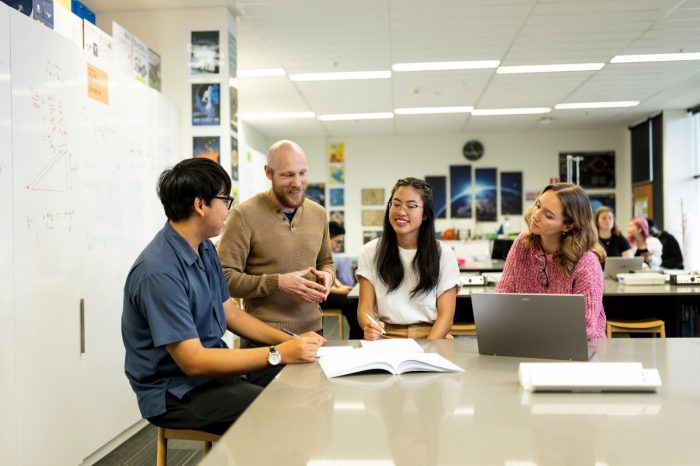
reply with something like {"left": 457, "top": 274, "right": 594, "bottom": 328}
{"left": 289, "top": 70, "right": 391, "bottom": 81}
{"left": 394, "top": 106, "right": 473, "bottom": 115}
{"left": 555, "top": 101, "right": 640, "bottom": 109}
{"left": 611, "top": 52, "right": 700, "bottom": 63}
{"left": 392, "top": 60, "right": 499, "bottom": 72}
{"left": 497, "top": 63, "right": 605, "bottom": 74}
{"left": 318, "top": 112, "right": 394, "bottom": 121}
{"left": 472, "top": 108, "right": 551, "bottom": 116}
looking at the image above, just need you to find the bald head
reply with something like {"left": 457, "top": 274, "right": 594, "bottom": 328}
{"left": 265, "top": 140, "right": 309, "bottom": 210}
{"left": 267, "top": 140, "right": 306, "bottom": 169}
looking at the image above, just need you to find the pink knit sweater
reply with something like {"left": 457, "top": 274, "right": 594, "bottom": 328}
{"left": 496, "top": 232, "right": 606, "bottom": 339}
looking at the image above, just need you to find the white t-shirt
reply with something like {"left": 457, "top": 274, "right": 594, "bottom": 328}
{"left": 356, "top": 239, "right": 462, "bottom": 325}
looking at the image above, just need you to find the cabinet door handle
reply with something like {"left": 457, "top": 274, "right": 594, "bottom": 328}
{"left": 80, "top": 298, "right": 85, "bottom": 355}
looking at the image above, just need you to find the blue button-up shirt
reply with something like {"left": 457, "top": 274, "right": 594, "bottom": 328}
{"left": 122, "top": 222, "right": 230, "bottom": 419}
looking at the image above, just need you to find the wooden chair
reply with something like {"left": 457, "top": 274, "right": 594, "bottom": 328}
{"left": 606, "top": 319, "right": 666, "bottom": 338}
{"left": 450, "top": 323, "right": 477, "bottom": 336}
{"left": 156, "top": 427, "right": 220, "bottom": 466}
{"left": 322, "top": 308, "right": 345, "bottom": 339}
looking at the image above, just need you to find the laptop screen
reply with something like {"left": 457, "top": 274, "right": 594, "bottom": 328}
{"left": 471, "top": 293, "right": 589, "bottom": 361}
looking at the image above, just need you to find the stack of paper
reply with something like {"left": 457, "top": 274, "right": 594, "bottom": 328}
{"left": 519, "top": 362, "right": 662, "bottom": 392}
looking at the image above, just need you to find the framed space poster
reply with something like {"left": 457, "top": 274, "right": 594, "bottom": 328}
{"left": 425, "top": 176, "right": 447, "bottom": 219}
{"left": 450, "top": 165, "right": 472, "bottom": 219}
{"left": 192, "top": 83, "right": 220, "bottom": 125}
{"left": 500, "top": 171, "right": 523, "bottom": 215}
{"left": 305, "top": 183, "right": 326, "bottom": 207}
{"left": 190, "top": 30, "right": 220, "bottom": 75}
{"left": 475, "top": 168, "right": 497, "bottom": 221}
{"left": 558, "top": 151, "right": 615, "bottom": 188}
{"left": 193, "top": 136, "right": 220, "bottom": 163}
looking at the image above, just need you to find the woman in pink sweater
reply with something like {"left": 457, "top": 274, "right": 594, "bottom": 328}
{"left": 496, "top": 183, "right": 607, "bottom": 339}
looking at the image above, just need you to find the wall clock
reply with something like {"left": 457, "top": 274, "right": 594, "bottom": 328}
{"left": 463, "top": 140, "right": 484, "bottom": 161}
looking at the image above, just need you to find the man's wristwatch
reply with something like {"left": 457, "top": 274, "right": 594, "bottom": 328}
{"left": 267, "top": 345, "right": 281, "bottom": 366}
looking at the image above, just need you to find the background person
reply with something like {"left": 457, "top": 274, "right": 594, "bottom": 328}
{"left": 217, "top": 140, "right": 335, "bottom": 345}
{"left": 356, "top": 177, "right": 461, "bottom": 340}
{"left": 496, "top": 183, "right": 607, "bottom": 340}
{"left": 646, "top": 217, "right": 684, "bottom": 269}
{"left": 594, "top": 206, "right": 632, "bottom": 257}
{"left": 320, "top": 221, "right": 363, "bottom": 339}
{"left": 627, "top": 217, "right": 663, "bottom": 269}
{"left": 122, "top": 158, "right": 324, "bottom": 435}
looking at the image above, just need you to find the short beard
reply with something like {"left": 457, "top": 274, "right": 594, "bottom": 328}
{"left": 273, "top": 183, "right": 305, "bottom": 209}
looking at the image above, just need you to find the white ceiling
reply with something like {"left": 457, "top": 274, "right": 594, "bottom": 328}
{"left": 86, "top": 0, "right": 700, "bottom": 137}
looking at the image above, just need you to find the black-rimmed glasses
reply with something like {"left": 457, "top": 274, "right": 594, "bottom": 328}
{"left": 214, "top": 195, "right": 235, "bottom": 209}
{"left": 535, "top": 252, "right": 549, "bottom": 288}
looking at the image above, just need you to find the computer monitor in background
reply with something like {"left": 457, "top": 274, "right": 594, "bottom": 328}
{"left": 491, "top": 239, "right": 514, "bottom": 261}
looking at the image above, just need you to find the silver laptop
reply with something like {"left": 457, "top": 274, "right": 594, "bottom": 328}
{"left": 472, "top": 293, "right": 590, "bottom": 361}
{"left": 603, "top": 257, "right": 644, "bottom": 280}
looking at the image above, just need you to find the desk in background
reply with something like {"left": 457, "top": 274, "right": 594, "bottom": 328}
{"left": 199, "top": 338, "right": 700, "bottom": 466}
{"left": 347, "top": 279, "right": 700, "bottom": 336}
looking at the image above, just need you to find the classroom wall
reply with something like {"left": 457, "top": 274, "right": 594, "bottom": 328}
{"left": 97, "top": 7, "right": 236, "bottom": 170}
{"left": 258, "top": 128, "right": 632, "bottom": 255}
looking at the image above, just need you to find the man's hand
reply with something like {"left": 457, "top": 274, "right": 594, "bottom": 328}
{"left": 277, "top": 335, "right": 322, "bottom": 363}
{"left": 309, "top": 269, "right": 333, "bottom": 298}
{"left": 279, "top": 268, "right": 327, "bottom": 303}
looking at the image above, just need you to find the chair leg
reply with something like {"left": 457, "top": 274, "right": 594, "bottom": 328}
{"left": 156, "top": 427, "right": 167, "bottom": 466}
{"left": 204, "top": 441, "right": 212, "bottom": 453}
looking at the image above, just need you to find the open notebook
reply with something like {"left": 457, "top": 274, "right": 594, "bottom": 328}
{"left": 318, "top": 338, "right": 463, "bottom": 378}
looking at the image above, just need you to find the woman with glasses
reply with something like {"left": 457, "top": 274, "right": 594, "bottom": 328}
{"left": 356, "top": 177, "right": 461, "bottom": 340}
{"left": 496, "top": 183, "right": 607, "bottom": 339}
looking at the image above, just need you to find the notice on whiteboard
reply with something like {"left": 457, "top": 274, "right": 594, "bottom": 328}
{"left": 87, "top": 63, "right": 109, "bottom": 104}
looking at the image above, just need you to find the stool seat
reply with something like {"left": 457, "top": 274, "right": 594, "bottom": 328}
{"left": 606, "top": 319, "right": 666, "bottom": 338}
{"left": 156, "top": 427, "right": 220, "bottom": 466}
{"left": 322, "top": 308, "right": 345, "bottom": 339}
{"left": 450, "top": 323, "right": 477, "bottom": 336}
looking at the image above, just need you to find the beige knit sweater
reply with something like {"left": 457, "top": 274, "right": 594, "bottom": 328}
{"left": 217, "top": 192, "right": 335, "bottom": 333}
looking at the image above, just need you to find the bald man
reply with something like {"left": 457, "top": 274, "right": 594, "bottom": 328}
{"left": 217, "top": 140, "right": 335, "bottom": 345}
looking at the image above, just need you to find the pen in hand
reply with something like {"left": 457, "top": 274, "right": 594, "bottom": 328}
{"left": 366, "top": 315, "right": 386, "bottom": 335}
{"left": 281, "top": 327, "right": 300, "bottom": 339}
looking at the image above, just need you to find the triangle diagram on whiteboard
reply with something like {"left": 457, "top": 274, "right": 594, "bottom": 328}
{"left": 27, "top": 151, "right": 72, "bottom": 192}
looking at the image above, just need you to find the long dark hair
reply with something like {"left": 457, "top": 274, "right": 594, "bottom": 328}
{"left": 376, "top": 177, "right": 440, "bottom": 297}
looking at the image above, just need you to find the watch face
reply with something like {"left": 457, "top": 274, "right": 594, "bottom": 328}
{"left": 463, "top": 140, "right": 484, "bottom": 161}
{"left": 268, "top": 346, "right": 282, "bottom": 366}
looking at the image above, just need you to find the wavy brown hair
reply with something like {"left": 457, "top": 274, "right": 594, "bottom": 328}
{"left": 524, "top": 183, "right": 606, "bottom": 276}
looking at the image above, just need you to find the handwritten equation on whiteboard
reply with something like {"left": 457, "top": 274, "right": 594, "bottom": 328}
{"left": 25, "top": 210, "right": 76, "bottom": 247}
{"left": 26, "top": 59, "right": 74, "bottom": 193}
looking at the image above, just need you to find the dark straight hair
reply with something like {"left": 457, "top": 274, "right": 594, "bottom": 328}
{"left": 376, "top": 177, "right": 440, "bottom": 298}
{"left": 157, "top": 158, "right": 232, "bottom": 221}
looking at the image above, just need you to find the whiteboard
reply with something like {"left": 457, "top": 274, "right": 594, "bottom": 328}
{"left": 0, "top": 59, "right": 16, "bottom": 466}
{"left": 0, "top": 3, "right": 9, "bottom": 67}
{"left": 7, "top": 8, "right": 181, "bottom": 464}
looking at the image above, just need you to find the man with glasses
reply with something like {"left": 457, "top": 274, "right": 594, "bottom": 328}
{"left": 122, "top": 158, "right": 324, "bottom": 435}
{"left": 217, "top": 140, "right": 335, "bottom": 345}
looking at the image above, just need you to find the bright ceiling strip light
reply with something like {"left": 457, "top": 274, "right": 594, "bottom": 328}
{"left": 472, "top": 107, "right": 551, "bottom": 116}
{"left": 497, "top": 63, "right": 604, "bottom": 74}
{"left": 394, "top": 106, "right": 473, "bottom": 115}
{"left": 392, "top": 60, "right": 500, "bottom": 72}
{"left": 318, "top": 112, "right": 394, "bottom": 121}
{"left": 240, "top": 111, "right": 315, "bottom": 121}
{"left": 555, "top": 101, "right": 639, "bottom": 109}
{"left": 237, "top": 68, "right": 286, "bottom": 77}
{"left": 289, "top": 70, "right": 391, "bottom": 81}
{"left": 611, "top": 52, "right": 700, "bottom": 63}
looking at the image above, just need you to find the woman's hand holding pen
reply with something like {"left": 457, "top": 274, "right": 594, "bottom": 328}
{"left": 362, "top": 314, "right": 386, "bottom": 340}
